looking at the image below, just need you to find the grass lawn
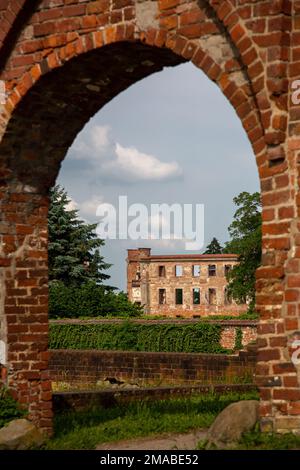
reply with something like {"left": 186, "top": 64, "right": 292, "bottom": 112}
{"left": 44, "top": 391, "right": 258, "bottom": 450}
{"left": 235, "top": 427, "right": 300, "bottom": 450}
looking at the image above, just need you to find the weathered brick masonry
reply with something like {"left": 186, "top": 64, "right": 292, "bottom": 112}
{"left": 49, "top": 348, "right": 256, "bottom": 388}
{"left": 0, "top": 0, "right": 300, "bottom": 434}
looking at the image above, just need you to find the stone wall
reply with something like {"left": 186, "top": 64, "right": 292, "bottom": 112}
{"left": 49, "top": 348, "right": 256, "bottom": 389}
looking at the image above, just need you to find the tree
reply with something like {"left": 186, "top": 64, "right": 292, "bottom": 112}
{"left": 48, "top": 185, "right": 111, "bottom": 287}
{"left": 223, "top": 191, "right": 262, "bottom": 310}
{"left": 204, "top": 237, "right": 223, "bottom": 254}
{"left": 48, "top": 185, "right": 142, "bottom": 319}
{"left": 49, "top": 281, "right": 143, "bottom": 318}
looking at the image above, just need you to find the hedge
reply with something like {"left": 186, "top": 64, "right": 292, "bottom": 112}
{"left": 49, "top": 321, "right": 230, "bottom": 354}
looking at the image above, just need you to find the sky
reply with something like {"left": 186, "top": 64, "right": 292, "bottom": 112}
{"left": 57, "top": 62, "right": 260, "bottom": 291}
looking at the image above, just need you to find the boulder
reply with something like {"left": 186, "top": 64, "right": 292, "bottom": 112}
{"left": 0, "top": 419, "right": 45, "bottom": 450}
{"left": 206, "top": 400, "right": 259, "bottom": 448}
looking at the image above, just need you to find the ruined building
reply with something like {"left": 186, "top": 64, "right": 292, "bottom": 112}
{"left": 127, "top": 248, "right": 247, "bottom": 317}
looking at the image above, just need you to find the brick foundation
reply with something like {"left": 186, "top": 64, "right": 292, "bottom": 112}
{"left": 0, "top": 0, "right": 300, "bottom": 434}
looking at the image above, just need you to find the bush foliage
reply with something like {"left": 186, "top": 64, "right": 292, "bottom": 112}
{"left": 49, "top": 282, "right": 143, "bottom": 319}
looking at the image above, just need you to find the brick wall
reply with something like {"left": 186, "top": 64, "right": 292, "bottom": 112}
{"left": 49, "top": 348, "right": 256, "bottom": 389}
{"left": 0, "top": 363, "right": 7, "bottom": 387}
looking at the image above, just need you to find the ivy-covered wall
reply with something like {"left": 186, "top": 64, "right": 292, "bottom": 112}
{"left": 49, "top": 320, "right": 257, "bottom": 353}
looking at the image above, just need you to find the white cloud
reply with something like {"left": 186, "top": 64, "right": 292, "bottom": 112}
{"left": 79, "top": 196, "right": 105, "bottom": 218}
{"left": 65, "top": 197, "right": 78, "bottom": 212}
{"left": 72, "top": 125, "right": 111, "bottom": 161}
{"left": 65, "top": 194, "right": 106, "bottom": 222}
{"left": 69, "top": 125, "right": 183, "bottom": 183}
{"left": 102, "top": 143, "right": 182, "bottom": 182}
{"left": 72, "top": 139, "right": 90, "bottom": 156}
{"left": 155, "top": 239, "right": 186, "bottom": 249}
{"left": 90, "top": 125, "right": 110, "bottom": 151}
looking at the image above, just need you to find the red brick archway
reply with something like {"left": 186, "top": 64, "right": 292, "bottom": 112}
{"left": 0, "top": 0, "right": 298, "bottom": 436}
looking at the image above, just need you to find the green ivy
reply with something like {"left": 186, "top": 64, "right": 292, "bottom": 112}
{"left": 49, "top": 322, "right": 231, "bottom": 354}
{"left": 235, "top": 327, "right": 243, "bottom": 350}
{"left": 0, "top": 388, "right": 26, "bottom": 428}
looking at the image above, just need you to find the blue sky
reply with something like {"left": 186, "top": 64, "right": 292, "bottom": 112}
{"left": 57, "top": 62, "right": 260, "bottom": 291}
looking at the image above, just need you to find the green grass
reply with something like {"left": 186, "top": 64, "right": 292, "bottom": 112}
{"left": 197, "top": 423, "right": 300, "bottom": 450}
{"left": 235, "top": 426, "right": 300, "bottom": 450}
{"left": 44, "top": 391, "right": 258, "bottom": 450}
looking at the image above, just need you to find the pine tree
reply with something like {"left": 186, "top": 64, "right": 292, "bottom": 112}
{"left": 48, "top": 185, "right": 111, "bottom": 287}
{"left": 203, "top": 237, "right": 223, "bottom": 254}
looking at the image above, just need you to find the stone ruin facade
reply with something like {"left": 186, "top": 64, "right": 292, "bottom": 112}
{"left": 127, "top": 248, "right": 247, "bottom": 317}
{"left": 0, "top": 0, "right": 300, "bottom": 435}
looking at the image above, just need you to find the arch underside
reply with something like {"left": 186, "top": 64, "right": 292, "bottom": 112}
{"left": 2, "top": 43, "right": 184, "bottom": 190}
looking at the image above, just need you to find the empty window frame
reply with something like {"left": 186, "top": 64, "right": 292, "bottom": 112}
{"left": 158, "top": 265, "right": 166, "bottom": 277}
{"left": 193, "top": 288, "right": 200, "bottom": 305}
{"left": 224, "top": 265, "right": 232, "bottom": 276}
{"left": 208, "top": 264, "right": 216, "bottom": 277}
{"left": 175, "top": 265, "right": 183, "bottom": 277}
{"left": 208, "top": 288, "right": 217, "bottom": 305}
{"left": 193, "top": 265, "right": 200, "bottom": 277}
{"left": 159, "top": 288, "right": 166, "bottom": 305}
{"left": 175, "top": 288, "right": 183, "bottom": 305}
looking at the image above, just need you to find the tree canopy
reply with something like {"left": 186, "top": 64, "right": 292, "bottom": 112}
{"left": 223, "top": 191, "right": 262, "bottom": 310}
